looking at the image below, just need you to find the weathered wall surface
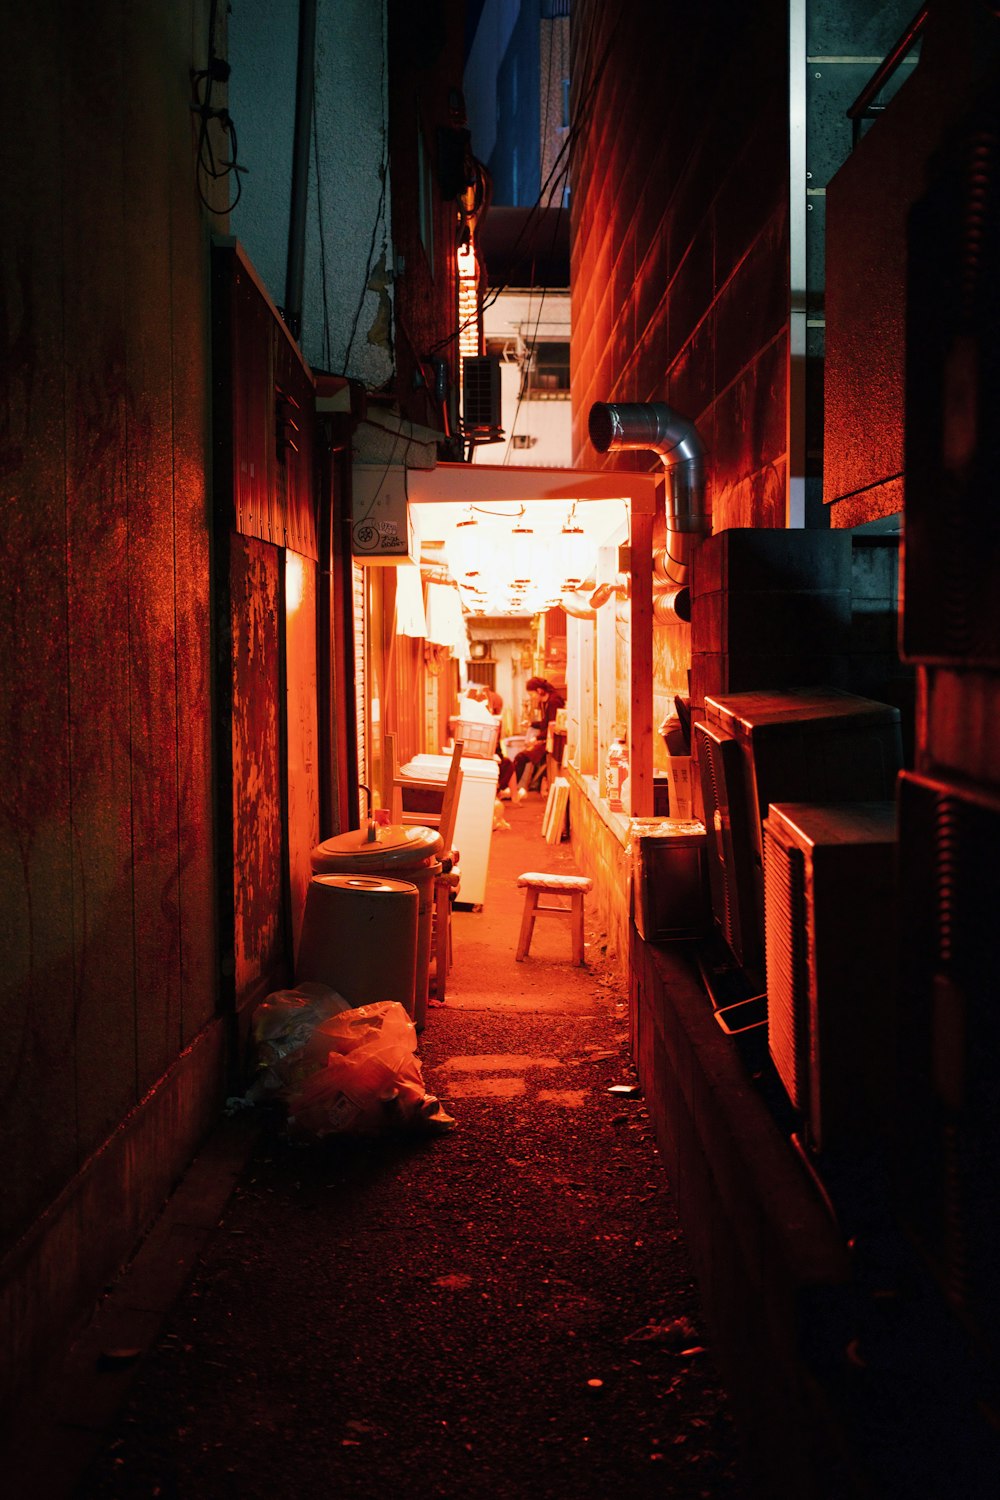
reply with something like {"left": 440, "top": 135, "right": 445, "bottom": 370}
{"left": 229, "top": 0, "right": 395, "bottom": 387}
{"left": 571, "top": 0, "right": 790, "bottom": 534}
{"left": 823, "top": 7, "right": 1000, "bottom": 527}
{"left": 386, "top": 0, "right": 468, "bottom": 432}
{"left": 566, "top": 773, "right": 630, "bottom": 973}
{"left": 0, "top": 0, "right": 218, "bottom": 1402}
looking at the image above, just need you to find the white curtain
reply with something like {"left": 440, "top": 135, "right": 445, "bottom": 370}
{"left": 425, "top": 582, "right": 469, "bottom": 658}
{"left": 394, "top": 563, "right": 427, "bottom": 637}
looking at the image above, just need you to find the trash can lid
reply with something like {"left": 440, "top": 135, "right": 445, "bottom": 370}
{"left": 311, "top": 823, "right": 444, "bottom": 872}
{"left": 311, "top": 874, "right": 420, "bottom": 896}
{"left": 629, "top": 817, "right": 705, "bottom": 840}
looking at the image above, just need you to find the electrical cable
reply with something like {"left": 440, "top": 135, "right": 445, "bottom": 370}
{"left": 500, "top": 31, "right": 565, "bottom": 464}
{"left": 312, "top": 93, "right": 333, "bottom": 371}
{"left": 192, "top": 0, "right": 246, "bottom": 215}
{"left": 342, "top": 6, "right": 390, "bottom": 375}
{"left": 424, "top": 15, "right": 613, "bottom": 365}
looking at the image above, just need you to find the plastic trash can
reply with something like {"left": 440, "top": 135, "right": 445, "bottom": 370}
{"left": 309, "top": 823, "right": 443, "bottom": 1028}
{"left": 630, "top": 817, "right": 709, "bottom": 942}
{"left": 296, "top": 874, "right": 419, "bottom": 1013}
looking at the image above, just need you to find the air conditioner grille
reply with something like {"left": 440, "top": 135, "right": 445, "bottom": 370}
{"left": 462, "top": 356, "right": 502, "bottom": 437}
{"left": 764, "top": 828, "right": 808, "bottom": 1110}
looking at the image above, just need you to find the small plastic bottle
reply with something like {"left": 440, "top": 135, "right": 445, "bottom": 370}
{"left": 606, "top": 730, "right": 629, "bottom": 812}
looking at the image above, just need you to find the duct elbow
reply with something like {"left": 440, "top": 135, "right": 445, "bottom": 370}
{"left": 588, "top": 401, "right": 705, "bottom": 468}
{"left": 561, "top": 591, "right": 597, "bottom": 620}
{"left": 588, "top": 400, "right": 710, "bottom": 543}
{"left": 652, "top": 584, "right": 691, "bottom": 624}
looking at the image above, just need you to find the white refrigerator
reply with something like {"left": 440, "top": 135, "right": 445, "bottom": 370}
{"left": 402, "top": 752, "right": 499, "bottom": 908}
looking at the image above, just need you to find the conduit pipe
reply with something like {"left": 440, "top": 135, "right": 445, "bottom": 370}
{"left": 588, "top": 401, "right": 709, "bottom": 596}
{"left": 284, "top": 0, "right": 318, "bottom": 341}
{"left": 561, "top": 591, "right": 598, "bottom": 621}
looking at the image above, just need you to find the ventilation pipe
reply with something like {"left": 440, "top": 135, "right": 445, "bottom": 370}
{"left": 588, "top": 402, "right": 708, "bottom": 603}
{"left": 561, "top": 592, "right": 597, "bottom": 621}
{"left": 284, "top": 0, "right": 318, "bottom": 341}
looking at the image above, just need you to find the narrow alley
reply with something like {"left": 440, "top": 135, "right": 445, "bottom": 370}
{"left": 11, "top": 794, "right": 752, "bottom": 1500}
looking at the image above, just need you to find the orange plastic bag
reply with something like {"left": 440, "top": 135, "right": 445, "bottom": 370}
{"left": 283, "top": 1002, "right": 456, "bottom": 1138}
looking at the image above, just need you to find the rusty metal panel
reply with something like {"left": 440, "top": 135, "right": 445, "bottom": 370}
{"left": 0, "top": 5, "right": 77, "bottom": 1251}
{"left": 125, "top": 0, "right": 183, "bottom": 1090}
{"left": 285, "top": 553, "right": 320, "bottom": 963}
{"left": 232, "top": 265, "right": 275, "bottom": 545}
{"left": 274, "top": 330, "right": 317, "bottom": 560}
{"left": 230, "top": 536, "right": 285, "bottom": 1009}
{"left": 221, "top": 246, "right": 317, "bottom": 561}
{"left": 62, "top": 8, "right": 139, "bottom": 1153}
{"left": 168, "top": 7, "right": 217, "bottom": 1042}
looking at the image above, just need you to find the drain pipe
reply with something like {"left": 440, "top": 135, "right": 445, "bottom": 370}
{"left": 284, "top": 0, "right": 318, "bottom": 341}
{"left": 588, "top": 402, "right": 709, "bottom": 605}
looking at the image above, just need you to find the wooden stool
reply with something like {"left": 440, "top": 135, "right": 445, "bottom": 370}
{"left": 516, "top": 871, "right": 592, "bottom": 966}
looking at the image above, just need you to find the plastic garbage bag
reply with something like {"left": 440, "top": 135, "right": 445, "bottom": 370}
{"left": 286, "top": 1002, "right": 456, "bottom": 1139}
{"left": 250, "top": 982, "right": 352, "bottom": 1096}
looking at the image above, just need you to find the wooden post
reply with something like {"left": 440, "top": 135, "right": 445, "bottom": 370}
{"left": 628, "top": 483, "right": 657, "bottom": 818}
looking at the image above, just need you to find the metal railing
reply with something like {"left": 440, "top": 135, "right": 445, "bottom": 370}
{"left": 847, "top": 4, "right": 930, "bottom": 146}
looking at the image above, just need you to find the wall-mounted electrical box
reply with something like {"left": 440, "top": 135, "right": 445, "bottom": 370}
{"left": 351, "top": 465, "right": 420, "bottom": 565}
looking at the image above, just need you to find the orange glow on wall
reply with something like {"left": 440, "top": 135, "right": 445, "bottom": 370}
{"left": 285, "top": 551, "right": 305, "bottom": 614}
{"left": 457, "top": 240, "right": 480, "bottom": 369}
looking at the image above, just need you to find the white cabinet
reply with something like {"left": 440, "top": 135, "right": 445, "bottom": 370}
{"left": 402, "top": 753, "right": 499, "bottom": 907}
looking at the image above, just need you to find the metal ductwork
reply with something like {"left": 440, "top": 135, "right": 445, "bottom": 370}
{"left": 562, "top": 591, "right": 598, "bottom": 620}
{"left": 588, "top": 401, "right": 708, "bottom": 592}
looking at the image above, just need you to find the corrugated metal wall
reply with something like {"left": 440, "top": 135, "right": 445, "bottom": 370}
{"left": 213, "top": 245, "right": 320, "bottom": 1013}
{"left": 0, "top": 0, "right": 216, "bottom": 1257}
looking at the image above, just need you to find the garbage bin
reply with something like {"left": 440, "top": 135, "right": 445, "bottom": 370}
{"left": 309, "top": 823, "right": 443, "bottom": 1029}
{"left": 630, "top": 817, "right": 709, "bottom": 942}
{"left": 296, "top": 874, "right": 419, "bottom": 1013}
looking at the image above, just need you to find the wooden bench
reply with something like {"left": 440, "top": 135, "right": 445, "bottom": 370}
{"left": 515, "top": 871, "right": 592, "bottom": 966}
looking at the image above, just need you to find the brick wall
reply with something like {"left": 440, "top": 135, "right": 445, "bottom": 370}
{"left": 571, "top": 0, "right": 790, "bottom": 533}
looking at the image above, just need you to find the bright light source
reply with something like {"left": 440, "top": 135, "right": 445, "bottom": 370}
{"left": 560, "top": 506, "right": 596, "bottom": 591}
{"left": 286, "top": 552, "right": 305, "bottom": 614}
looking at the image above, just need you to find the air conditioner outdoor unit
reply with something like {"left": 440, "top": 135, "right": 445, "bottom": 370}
{"left": 696, "top": 688, "right": 903, "bottom": 984}
{"left": 695, "top": 719, "right": 759, "bottom": 974}
{"left": 763, "top": 800, "right": 898, "bottom": 1156}
{"left": 462, "top": 355, "right": 502, "bottom": 438}
{"left": 895, "top": 770, "right": 1000, "bottom": 1360}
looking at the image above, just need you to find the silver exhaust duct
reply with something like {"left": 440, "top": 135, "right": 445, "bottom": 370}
{"left": 588, "top": 401, "right": 709, "bottom": 592}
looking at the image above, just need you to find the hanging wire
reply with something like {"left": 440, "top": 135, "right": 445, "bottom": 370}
{"left": 425, "top": 11, "right": 613, "bottom": 364}
{"left": 312, "top": 92, "right": 333, "bottom": 371}
{"left": 500, "top": 31, "right": 566, "bottom": 465}
{"left": 342, "top": 6, "right": 390, "bottom": 375}
{"left": 191, "top": 0, "right": 247, "bottom": 216}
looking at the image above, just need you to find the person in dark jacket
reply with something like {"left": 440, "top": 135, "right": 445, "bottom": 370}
{"left": 497, "top": 678, "right": 565, "bottom": 799}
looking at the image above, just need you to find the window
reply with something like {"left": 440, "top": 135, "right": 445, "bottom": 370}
{"left": 520, "top": 340, "right": 571, "bottom": 399}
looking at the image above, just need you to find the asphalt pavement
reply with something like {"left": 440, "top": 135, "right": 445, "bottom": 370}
{"left": 10, "top": 788, "right": 757, "bottom": 1499}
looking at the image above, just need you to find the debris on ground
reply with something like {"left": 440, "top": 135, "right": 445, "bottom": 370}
{"left": 240, "top": 986, "right": 456, "bottom": 1138}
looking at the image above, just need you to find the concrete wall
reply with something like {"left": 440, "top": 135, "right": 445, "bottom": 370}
{"left": 229, "top": 0, "right": 394, "bottom": 386}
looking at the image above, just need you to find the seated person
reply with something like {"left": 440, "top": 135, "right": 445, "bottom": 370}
{"left": 454, "top": 683, "right": 495, "bottom": 723}
{"left": 497, "top": 677, "right": 565, "bottom": 800}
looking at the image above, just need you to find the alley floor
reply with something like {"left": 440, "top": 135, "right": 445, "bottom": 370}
{"left": 9, "top": 790, "right": 756, "bottom": 1499}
